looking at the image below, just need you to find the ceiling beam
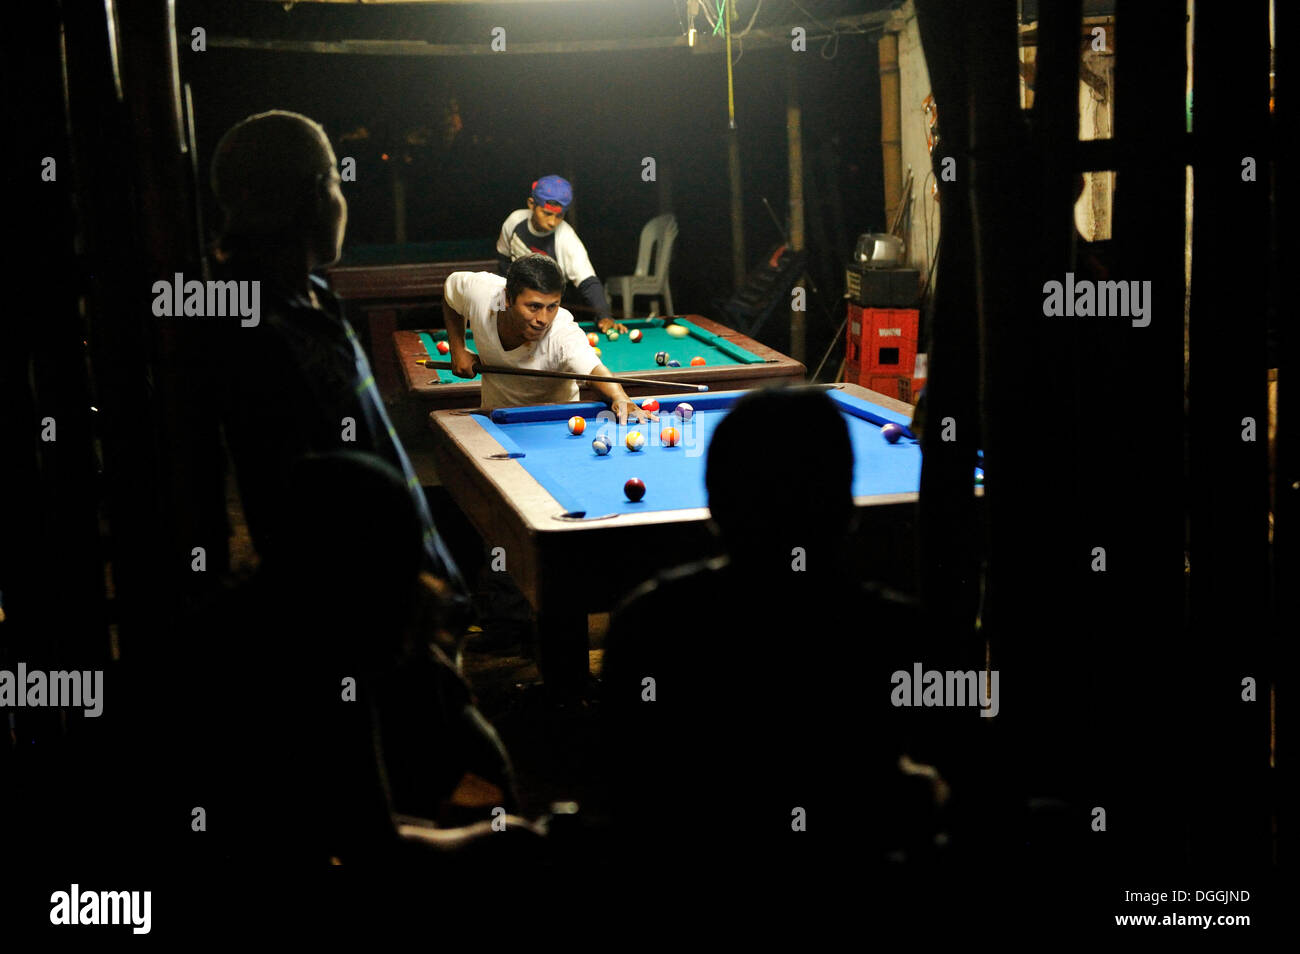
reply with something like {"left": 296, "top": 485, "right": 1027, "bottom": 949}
{"left": 209, "top": 12, "right": 891, "bottom": 57}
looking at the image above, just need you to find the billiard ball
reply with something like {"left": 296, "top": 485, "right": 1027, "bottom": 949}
{"left": 592, "top": 436, "right": 611, "bottom": 456}
{"left": 881, "top": 423, "right": 904, "bottom": 444}
{"left": 674, "top": 402, "right": 694, "bottom": 421}
{"left": 626, "top": 431, "right": 645, "bottom": 451}
{"left": 624, "top": 478, "right": 646, "bottom": 502}
{"left": 641, "top": 399, "right": 660, "bottom": 413}
{"left": 568, "top": 416, "right": 586, "bottom": 435}
{"left": 690, "top": 356, "right": 706, "bottom": 367}
{"left": 665, "top": 323, "right": 689, "bottom": 338}
{"left": 655, "top": 351, "right": 669, "bottom": 366}
{"left": 436, "top": 340, "right": 450, "bottom": 355}
{"left": 667, "top": 360, "right": 681, "bottom": 368}
{"left": 607, "top": 331, "right": 619, "bottom": 342}
{"left": 587, "top": 332, "right": 599, "bottom": 346}
{"left": 629, "top": 329, "right": 642, "bottom": 343}
{"left": 661, "top": 427, "right": 679, "bottom": 447}
{"left": 593, "top": 346, "right": 602, "bottom": 356}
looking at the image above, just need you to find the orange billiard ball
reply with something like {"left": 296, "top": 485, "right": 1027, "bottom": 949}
{"left": 568, "top": 416, "right": 586, "bottom": 435}
{"left": 690, "top": 356, "right": 706, "bottom": 366}
{"left": 661, "top": 427, "right": 680, "bottom": 447}
{"left": 587, "top": 332, "right": 600, "bottom": 346}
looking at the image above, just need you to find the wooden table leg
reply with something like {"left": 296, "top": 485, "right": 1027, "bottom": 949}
{"left": 364, "top": 307, "right": 401, "bottom": 397}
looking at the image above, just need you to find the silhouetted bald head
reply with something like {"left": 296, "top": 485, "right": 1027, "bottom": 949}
{"left": 210, "top": 110, "right": 343, "bottom": 251}
{"left": 706, "top": 388, "right": 855, "bottom": 573}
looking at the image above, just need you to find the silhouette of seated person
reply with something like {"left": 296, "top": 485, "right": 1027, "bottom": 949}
{"left": 207, "top": 109, "right": 467, "bottom": 621}
{"left": 165, "top": 451, "right": 517, "bottom": 863}
{"left": 602, "top": 388, "right": 945, "bottom": 864}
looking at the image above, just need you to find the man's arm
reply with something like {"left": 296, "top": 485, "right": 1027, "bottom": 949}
{"left": 577, "top": 277, "right": 625, "bottom": 334}
{"left": 558, "top": 225, "right": 627, "bottom": 334}
{"left": 495, "top": 213, "right": 519, "bottom": 276}
{"left": 558, "top": 321, "right": 646, "bottom": 423}
{"left": 586, "top": 364, "right": 652, "bottom": 425}
{"left": 441, "top": 275, "right": 479, "bottom": 379}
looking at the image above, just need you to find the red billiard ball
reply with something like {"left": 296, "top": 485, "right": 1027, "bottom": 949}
{"left": 661, "top": 427, "right": 680, "bottom": 447}
{"left": 568, "top": 416, "right": 586, "bottom": 435}
{"left": 690, "top": 356, "right": 706, "bottom": 366}
{"left": 629, "top": 329, "right": 643, "bottom": 343}
{"left": 881, "top": 422, "right": 904, "bottom": 443}
{"left": 641, "top": 399, "right": 660, "bottom": 413}
{"left": 587, "top": 332, "right": 600, "bottom": 346}
{"left": 436, "top": 340, "right": 450, "bottom": 354}
{"left": 624, "top": 478, "right": 646, "bottom": 502}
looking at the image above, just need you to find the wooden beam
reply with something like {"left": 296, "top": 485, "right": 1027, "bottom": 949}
{"left": 208, "top": 12, "right": 891, "bottom": 57}
{"left": 260, "top": 0, "right": 610, "bottom": 4}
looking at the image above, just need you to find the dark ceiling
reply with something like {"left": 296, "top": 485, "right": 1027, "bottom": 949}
{"left": 182, "top": 0, "right": 905, "bottom": 46}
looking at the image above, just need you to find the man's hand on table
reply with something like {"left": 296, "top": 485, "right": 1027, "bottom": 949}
{"left": 611, "top": 396, "right": 657, "bottom": 426}
{"left": 597, "top": 317, "right": 630, "bottom": 335}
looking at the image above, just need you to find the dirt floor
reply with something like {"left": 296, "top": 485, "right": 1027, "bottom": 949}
{"left": 462, "top": 631, "right": 610, "bottom": 823}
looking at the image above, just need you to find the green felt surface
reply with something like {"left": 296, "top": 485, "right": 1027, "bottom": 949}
{"left": 417, "top": 319, "right": 763, "bottom": 384}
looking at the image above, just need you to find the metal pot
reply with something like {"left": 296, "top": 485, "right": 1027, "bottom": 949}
{"left": 855, "top": 232, "right": 906, "bottom": 268}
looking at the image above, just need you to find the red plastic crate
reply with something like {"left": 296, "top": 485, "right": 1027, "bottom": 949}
{"left": 845, "top": 305, "right": 919, "bottom": 392}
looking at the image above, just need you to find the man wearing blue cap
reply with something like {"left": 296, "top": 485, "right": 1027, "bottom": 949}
{"left": 495, "top": 175, "right": 628, "bottom": 334}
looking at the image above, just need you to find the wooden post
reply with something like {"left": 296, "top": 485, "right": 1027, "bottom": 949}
{"left": 878, "top": 31, "right": 903, "bottom": 230}
{"left": 787, "top": 65, "right": 806, "bottom": 363}
{"left": 728, "top": 130, "right": 746, "bottom": 289}
{"left": 725, "top": 0, "right": 745, "bottom": 288}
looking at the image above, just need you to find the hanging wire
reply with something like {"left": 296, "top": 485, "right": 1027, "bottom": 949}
{"left": 735, "top": 0, "right": 763, "bottom": 37}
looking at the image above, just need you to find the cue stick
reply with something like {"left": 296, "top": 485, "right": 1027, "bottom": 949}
{"left": 418, "top": 360, "right": 709, "bottom": 392}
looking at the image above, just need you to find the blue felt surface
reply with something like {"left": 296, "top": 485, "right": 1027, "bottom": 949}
{"left": 476, "top": 391, "right": 923, "bottom": 518}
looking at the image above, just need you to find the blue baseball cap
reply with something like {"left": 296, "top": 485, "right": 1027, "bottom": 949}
{"left": 531, "top": 175, "right": 573, "bottom": 210}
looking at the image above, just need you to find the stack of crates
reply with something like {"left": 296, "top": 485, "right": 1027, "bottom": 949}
{"left": 843, "top": 303, "right": 920, "bottom": 401}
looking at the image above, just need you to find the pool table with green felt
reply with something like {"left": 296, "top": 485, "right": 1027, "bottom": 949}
{"left": 324, "top": 241, "right": 500, "bottom": 399}
{"left": 396, "top": 315, "right": 806, "bottom": 411}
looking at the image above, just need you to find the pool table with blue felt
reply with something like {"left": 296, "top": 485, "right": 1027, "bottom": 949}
{"left": 428, "top": 383, "right": 936, "bottom": 693}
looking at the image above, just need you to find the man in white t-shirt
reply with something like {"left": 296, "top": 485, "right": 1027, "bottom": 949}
{"left": 443, "top": 253, "right": 650, "bottom": 423}
{"left": 494, "top": 175, "right": 628, "bottom": 335}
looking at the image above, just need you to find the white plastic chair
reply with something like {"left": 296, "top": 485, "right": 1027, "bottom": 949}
{"left": 605, "top": 213, "right": 678, "bottom": 318}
